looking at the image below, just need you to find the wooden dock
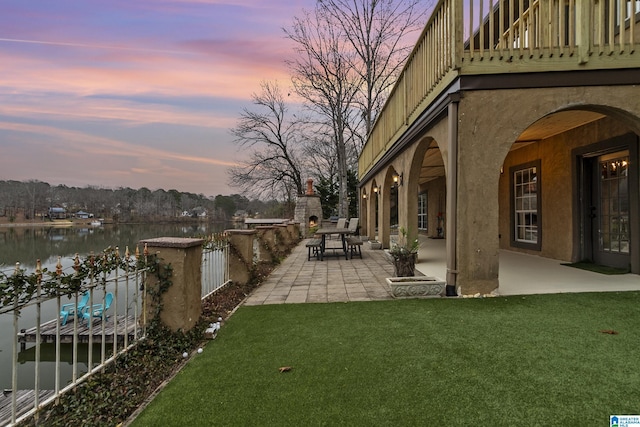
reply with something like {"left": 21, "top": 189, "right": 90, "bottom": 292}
{"left": 18, "top": 315, "right": 139, "bottom": 345}
{"left": 0, "top": 389, "right": 56, "bottom": 426}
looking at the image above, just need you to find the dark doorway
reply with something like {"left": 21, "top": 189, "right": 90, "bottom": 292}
{"left": 590, "top": 150, "right": 630, "bottom": 268}
{"left": 578, "top": 134, "right": 639, "bottom": 272}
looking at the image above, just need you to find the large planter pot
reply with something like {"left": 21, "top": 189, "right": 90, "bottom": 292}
{"left": 368, "top": 240, "right": 382, "bottom": 250}
{"left": 386, "top": 276, "right": 446, "bottom": 298}
{"left": 391, "top": 253, "right": 417, "bottom": 277}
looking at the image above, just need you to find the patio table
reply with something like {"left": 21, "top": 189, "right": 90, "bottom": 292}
{"left": 314, "top": 228, "right": 352, "bottom": 259}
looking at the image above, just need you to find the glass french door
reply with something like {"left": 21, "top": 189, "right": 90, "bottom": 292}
{"left": 593, "top": 150, "right": 630, "bottom": 268}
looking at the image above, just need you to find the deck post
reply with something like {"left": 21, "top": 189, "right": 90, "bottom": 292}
{"left": 576, "top": 1, "right": 591, "bottom": 64}
{"left": 139, "top": 237, "right": 204, "bottom": 332}
{"left": 452, "top": 0, "right": 463, "bottom": 69}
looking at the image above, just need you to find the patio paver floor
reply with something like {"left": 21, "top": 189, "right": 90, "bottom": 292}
{"left": 244, "top": 239, "right": 395, "bottom": 306}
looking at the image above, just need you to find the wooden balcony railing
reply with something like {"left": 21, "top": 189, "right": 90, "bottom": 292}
{"left": 360, "top": 0, "right": 640, "bottom": 178}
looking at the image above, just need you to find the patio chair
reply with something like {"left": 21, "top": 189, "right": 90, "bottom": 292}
{"left": 331, "top": 218, "right": 347, "bottom": 239}
{"left": 347, "top": 218, "right": 359, "bottom": 235}
{"left": 346, "top": 236, "right": 363, "bottom": 259}
{"left": 60, "top": 292, "right": 90, "bottom": 326}
{"left": 81, "top": 292, "right": 113, "bottom": 325}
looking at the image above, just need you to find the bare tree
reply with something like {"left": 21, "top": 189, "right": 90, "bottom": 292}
{"left": 303, "top": 127, "right": 339, "bottom": 185}
{"left": 23, "top": 180, "right": 49, "bottom": 220}
{"left": 285, "top": 6, "right": 361, "bottom": 217}
{"left": 285, "top": 1, "right": 428, "bottom": 217}
{"left": 228, "top": 81, "right": 306, "bottom": 199}
{"left": 319, "top": 0, "right": 430, "bottom": 147}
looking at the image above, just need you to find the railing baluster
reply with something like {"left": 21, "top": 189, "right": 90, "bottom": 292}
{"left": 34, "top": 260, "right": 42, "bottom": 417}
{"left": 547, "top": 0, "right": 557, "bottom": 51}
{"left": 509, "top": 0, "right": 515, "bottom": 56}
{"left": 499, "top": 0, "right": 505, "bottom": 55}
{"left": 101, "top": 253, "right": 107, "bottom": 366}
{"left": 469, "top": 0, "right": 475, "bottom": 54}
{"left": 519, "top": 0, "right": 525, "bottom": 55}
{"left": 597, "top": 0, "right": 605, "bottom": 53}
{"left": 55, "top": 294, "right": 61, "bottom": 395}
{"left": 55, "top": 258, "right": 62, "bottom": 396}
{"left": 11, "top": 264, "right": 19, "bottom": 425}
{"left": 480, "top": 0, "right": 485, "bottom": 56}
{"left": 631, "top": 0, "right": 636, "bottom": 53}
{"left": 72, "top": 256, "right": 80, "bottom": 383}
{"left": 620, "top": 0, "right": 626, "bottom": 52}
{"left": 125, "top": 246, "right": 130, "bottom": 349}
{"left": 609, "top": 0, "right": 615, "bottom": 53}
{"left": 569, "top": 0, "right": 575, "bottom": 53}
{"left": 113, "top": 248, "right": 119, "bottom": 357}
{"left": 489, "top": 0, "right": 495, "bottom": 57}
{"left": 135, "top": 245, "right": 141, "bottom": 340}
{"left": 143, "top": 243, "right": 149, "bottom": 332}
{"left": 87, "top": 253, "right": 95, "bottom": 376}
{"left": 559, "top": 0, "right": 565, "bottom": 54}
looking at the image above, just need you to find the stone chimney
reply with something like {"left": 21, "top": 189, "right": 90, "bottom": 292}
{"left": 295, "top": 178, "right": 323, "bottom": 237}
{"left": 306, "top": 178, "right": 314, "bottom": 195}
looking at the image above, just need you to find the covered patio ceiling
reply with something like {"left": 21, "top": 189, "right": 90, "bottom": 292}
{"left": 418, "top": 111, "right": 607, "bottom": 185}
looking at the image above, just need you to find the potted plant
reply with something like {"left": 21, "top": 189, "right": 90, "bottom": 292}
{"left": 386, "top": 227, "right": 446, "bottom": 298}
{"left": 388, "top": 227, "right": 419, "bottom": 277}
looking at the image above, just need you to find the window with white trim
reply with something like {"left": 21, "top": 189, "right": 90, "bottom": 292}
{"left": 512, "top": 162, "right": 540, "bottom": 249}
{"left": 418, "top": 192, "right": 427, "bottom": 231}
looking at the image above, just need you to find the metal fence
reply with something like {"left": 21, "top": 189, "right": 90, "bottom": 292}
{"left": 0, "top": 237, "right": 230, "bottom": 426}
{"left": 201, "top": 235, "right": 230, "bottom": 299}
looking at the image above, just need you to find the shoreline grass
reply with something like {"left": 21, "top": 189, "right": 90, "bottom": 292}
{"left": 132, "top": 292, "right": 640, "bottom": 426}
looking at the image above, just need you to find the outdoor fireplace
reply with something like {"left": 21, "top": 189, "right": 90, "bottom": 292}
{"left": 294, "top": 179, "right": 323, "bottom": 237}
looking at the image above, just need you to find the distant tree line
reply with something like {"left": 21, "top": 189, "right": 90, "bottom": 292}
{"left": 0, "top": 180, "right": 293, "bottom": 223}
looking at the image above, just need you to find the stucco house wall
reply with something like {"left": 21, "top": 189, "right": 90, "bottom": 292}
{"left": 499, "top": 116, "right": 633, "bottom": 261}
{"left": 454, "top": 85, "right": 640, "bottom": 294}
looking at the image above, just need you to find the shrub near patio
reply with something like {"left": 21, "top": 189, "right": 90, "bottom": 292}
{"left": 133, "top": 292, "right": 640, "bottom": 426}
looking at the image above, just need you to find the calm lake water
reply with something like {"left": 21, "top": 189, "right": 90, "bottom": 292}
{"left": 0, "top": 222, "right": 235, "bottom": 390}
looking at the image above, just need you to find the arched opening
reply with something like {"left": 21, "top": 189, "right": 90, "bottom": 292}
{"left": 380, "top": 167, "right": 400, "bottom": 248}
{"left": 408, "top": 138, "right": 446, "bottom": 239}
{"left": 360, "top": 188, "right": 368, "bottom": 239}
{"left": 499, "top": 108, "right": 640, "bottom": 274}
{"left": 367, "top": 180, "right": 379, "bottom": 242}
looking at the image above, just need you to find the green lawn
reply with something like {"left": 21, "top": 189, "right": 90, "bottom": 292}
{"left": 132, "top": 292, "right": 640, "bottom": 426}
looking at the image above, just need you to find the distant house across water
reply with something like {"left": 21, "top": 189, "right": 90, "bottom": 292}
{"left": 48, "top": 207, "right": 67, "bottom": 219}
{"left": 75, "top": 211, "right": 93, "bottom": 219}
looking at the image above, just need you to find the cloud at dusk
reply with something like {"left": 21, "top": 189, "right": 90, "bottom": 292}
{"left": 0, "top": 0, "right": 316, "bottom": 197}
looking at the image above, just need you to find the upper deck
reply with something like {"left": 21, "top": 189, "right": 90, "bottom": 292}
{"left": 359, "top": 0, "right": 640, "bottom": 177}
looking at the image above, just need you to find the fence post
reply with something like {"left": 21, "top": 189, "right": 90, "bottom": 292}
{"left": 226, "top": 229, "right": 256, "bottom": 286}
{"left": 140, "top": 237, "right": 204, "bottom": 332}
{"left": 275, "top": 224, "right": 290, "bottom": 252}
{"left": 255, "top": 226, "right": 276, "bottom": 263}
{"left": 286, "top": 222, "right": 300, "bottom": 246}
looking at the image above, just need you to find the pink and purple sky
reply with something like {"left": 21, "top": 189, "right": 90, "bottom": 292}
{"left": 0, "top": 0, "right": 315, "bottom": 197}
